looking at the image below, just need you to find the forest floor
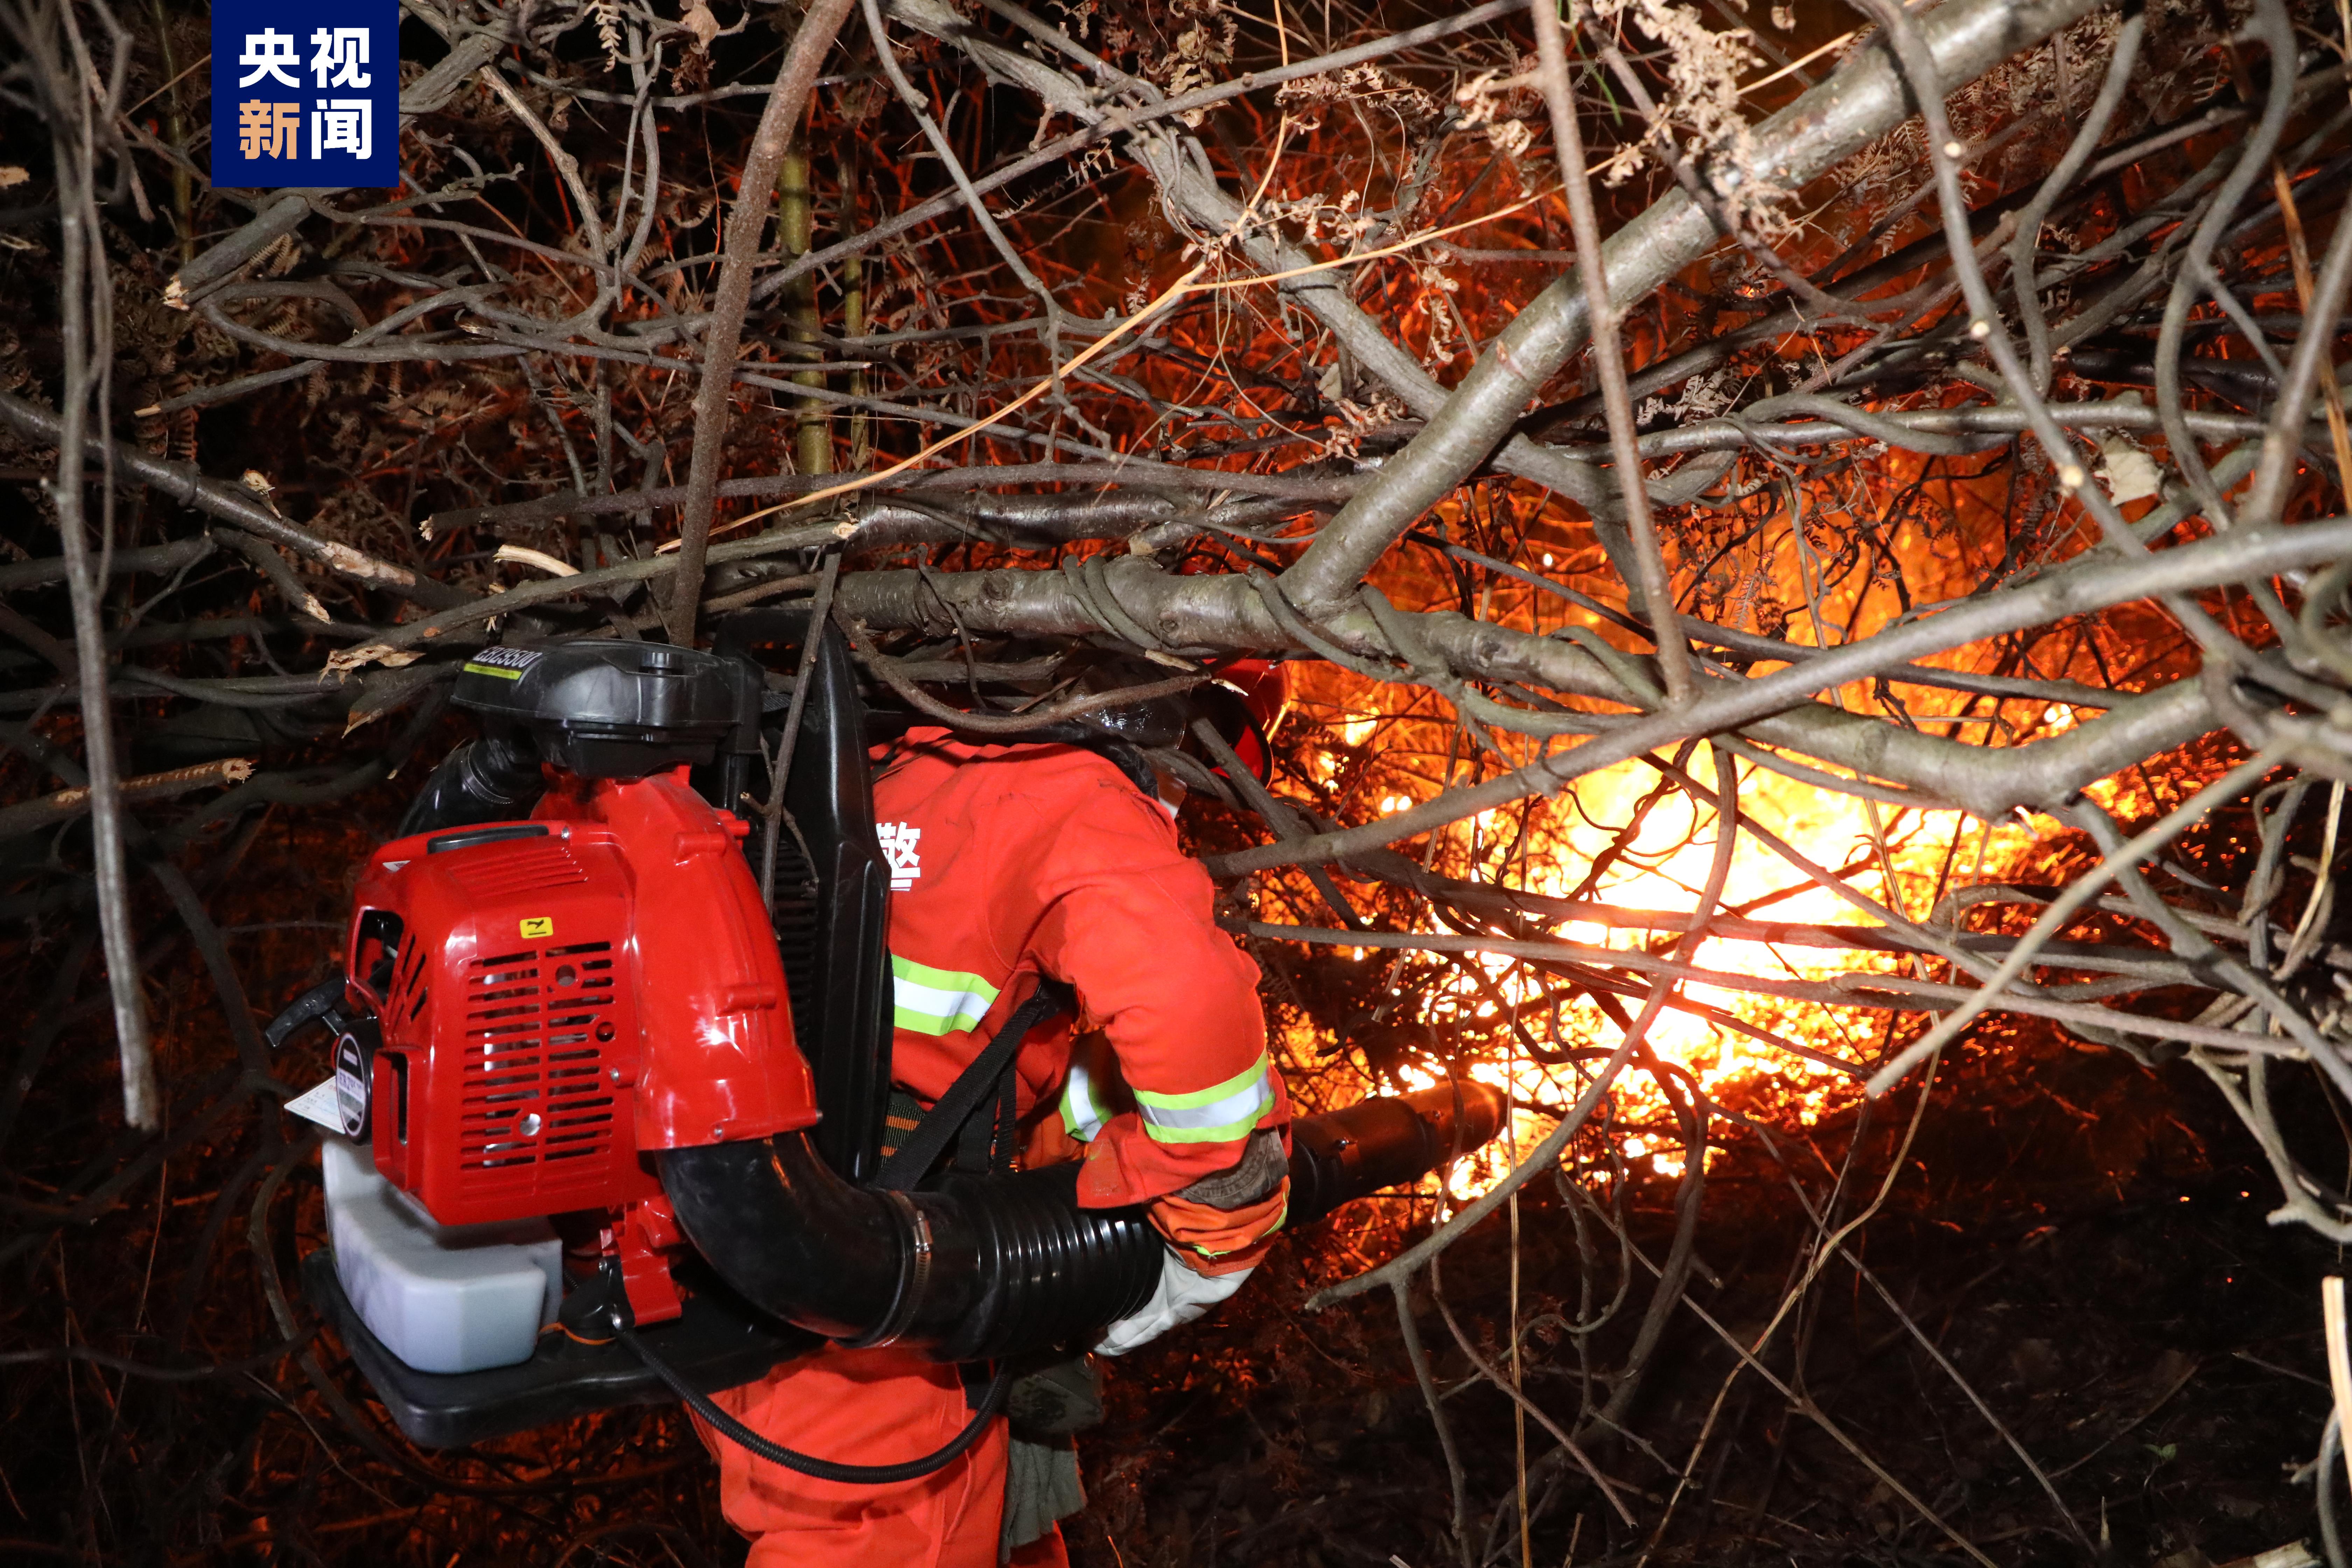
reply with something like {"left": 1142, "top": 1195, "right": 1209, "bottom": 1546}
{"left": 1068, "top": 1034, "right": 2344, "bottom": 1568}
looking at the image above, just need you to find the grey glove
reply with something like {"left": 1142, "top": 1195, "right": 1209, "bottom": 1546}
{"left": 1001, "top": 1356, "right": 1101, "bottom": 1560}
{"left": 1005, "top": 1355, "right": 1103, "bottom": 1438}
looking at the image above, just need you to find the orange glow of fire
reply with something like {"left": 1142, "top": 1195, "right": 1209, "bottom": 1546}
{"left": 1248, "top": 411, "right": 2209, "bottom": 1206}
{"left": 1275, "top": 740, "right": 2085, "bottom": 1202}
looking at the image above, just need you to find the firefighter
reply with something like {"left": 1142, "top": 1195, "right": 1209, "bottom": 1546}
{"left": 693, "top": 658, "right": 1295, "bottom": 1566}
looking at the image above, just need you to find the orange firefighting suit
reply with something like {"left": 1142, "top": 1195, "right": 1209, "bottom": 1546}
{"left": 694, "top": 729, "right": 1291, "bottom": 1566}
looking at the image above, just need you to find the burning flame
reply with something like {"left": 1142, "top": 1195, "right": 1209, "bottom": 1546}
{"left": 1241, "top": 418, "right": 2214, "bottom": 1211}
{"left": 1276, "top": 739, "right": 2060, "bottom": 1202}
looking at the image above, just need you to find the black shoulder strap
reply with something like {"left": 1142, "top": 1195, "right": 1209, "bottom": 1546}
{"left": 874, "top": 978, "right": 1074, "bottom": 1192}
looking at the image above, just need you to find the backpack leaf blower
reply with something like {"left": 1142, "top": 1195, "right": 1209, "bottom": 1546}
{"left": 270, "top": 619, "right": 1505, "bottom": 1450}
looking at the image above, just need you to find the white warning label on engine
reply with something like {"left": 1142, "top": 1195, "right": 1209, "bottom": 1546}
{"left": 285, "top": 1076, "right": 342, "bottom": 1132}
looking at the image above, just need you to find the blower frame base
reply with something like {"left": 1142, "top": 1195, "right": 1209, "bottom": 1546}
{"left": 302, "top": 1248, "right": 817, "bottom": 1448}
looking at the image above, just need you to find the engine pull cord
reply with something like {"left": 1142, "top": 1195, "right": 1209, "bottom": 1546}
{"left": 617, "top": 1324, "right": 1012, "bottom": 1484}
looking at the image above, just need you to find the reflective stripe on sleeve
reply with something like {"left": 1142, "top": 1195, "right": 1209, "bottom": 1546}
{"left": 1059, "top": 1063, "right": 1108, "bottom": 1143}
{"left": 1191, "top": 1195, "right": 1289, "bottom": 1259}
{"left": 1132, "top": 1051, "right": 1275, "bottom": 1144}
{"left": 891, "top": 954, "right": 1000, "bottom": 1036}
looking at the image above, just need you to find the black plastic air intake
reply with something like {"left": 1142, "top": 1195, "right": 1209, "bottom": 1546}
{"left": 394, "top": 734, "right": 546, "bottom": 839}
{"left": 660, "top": 1080, "right": 1507, "bottom": 1362}
{"left": 396, "top": 639, "right": 769, "bottom": 837}
{"left": 452, "top": 639, "right": 762, "bottom": 779}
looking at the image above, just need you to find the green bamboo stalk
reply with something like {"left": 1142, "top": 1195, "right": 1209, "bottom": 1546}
{"left": 778, "top": 135, "right": 831, "bottom": 477}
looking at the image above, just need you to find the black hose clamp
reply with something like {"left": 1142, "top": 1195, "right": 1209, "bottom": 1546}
{"left": 842, "top": 1189, "right": 932, "bottom": 1349}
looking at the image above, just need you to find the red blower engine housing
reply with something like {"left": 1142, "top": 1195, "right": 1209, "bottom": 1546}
{"left": 346, "top": 768, "right": 815, "bottom": 1324}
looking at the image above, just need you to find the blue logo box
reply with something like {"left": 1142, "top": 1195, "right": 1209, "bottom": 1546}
{"left": 210, "top": 0, "right": 399, "bottom": 188}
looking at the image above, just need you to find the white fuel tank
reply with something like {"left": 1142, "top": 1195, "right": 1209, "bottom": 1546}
{"left": 321, "top": 1134, "right": 561, "bottom": 1374}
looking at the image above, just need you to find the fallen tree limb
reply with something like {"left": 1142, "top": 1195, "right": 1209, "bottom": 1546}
{"left": 1275, "top": 0, "right": 2112, "bottom": 609}
{"left": 0, "top": 391, "right": 463, "bottom": 610}
{"left": 0, "top": 758, "right": 256, "bottom": 841}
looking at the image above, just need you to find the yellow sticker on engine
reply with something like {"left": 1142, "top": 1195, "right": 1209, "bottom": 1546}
{"left": 519, "top": 916, "right": 554, "bottom": 939}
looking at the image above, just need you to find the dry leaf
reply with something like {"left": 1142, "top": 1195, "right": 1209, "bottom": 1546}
{"left": 325, "top": 642, "right": 422, "bottom": 679}
{"left": 2097, "top": 437, "right": 2162, "bottom": 505}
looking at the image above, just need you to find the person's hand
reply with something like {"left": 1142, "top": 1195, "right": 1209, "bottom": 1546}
{"left": 1092, "top": 1248, "right": 1252, "bottom": 1356}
